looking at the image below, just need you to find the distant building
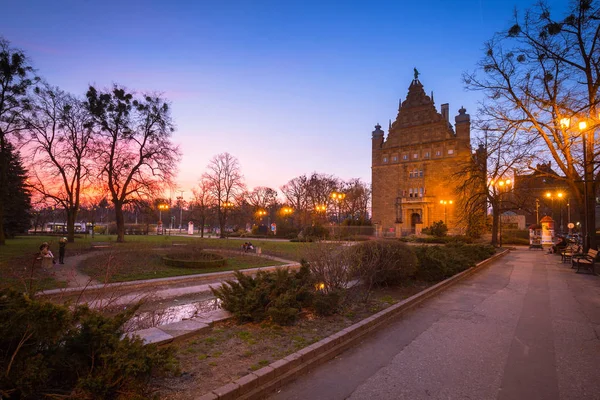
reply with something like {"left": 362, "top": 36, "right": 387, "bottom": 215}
{"left": 371, "top": 76, "right": 472, "bottom": 236}
{"left": 513, "top": 162, "right": 581, "bottom": 233}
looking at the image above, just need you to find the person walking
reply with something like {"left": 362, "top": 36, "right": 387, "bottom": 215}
{"left": 58, "top": 237, "right": 67, "bottom": 264}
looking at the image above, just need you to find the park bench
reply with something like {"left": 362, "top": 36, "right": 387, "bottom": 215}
{"left": 561, "top": 245, "right": 582, "bottom": 263}
{"left": 90, "top": 241, "right": 112, "bottom": 249}
{"left": 571, "top": 248, "right": 598, "bottom": 275}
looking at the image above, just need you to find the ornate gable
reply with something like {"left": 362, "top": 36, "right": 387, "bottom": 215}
{"left": 385, "top": 79, "right": 455, "bottom": 148}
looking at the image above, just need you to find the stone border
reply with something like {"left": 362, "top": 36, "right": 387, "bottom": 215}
{"left": 37, "top": 260, "right": 298, "bottom": 300}
{"left": 196, "top": 249, "right": 510, "bottom": 400}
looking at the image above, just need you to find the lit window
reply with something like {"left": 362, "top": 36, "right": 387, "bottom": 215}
{"left": 383, "top": 157, "right": 388, "bottom": 163}
{"left": 403, "top": 154, "right": 408, "bottom": 160}
{"left": 448, "top": 149, "right": 454, "bottom": 155}
{"left": 435, "top": 150, "right": 441, "bottom": 157}
{"left": 413, "top": 153, "right": 418, "bottom": 159}
{"left": 419, "top": 188, "right": 424, "bottom": 197}
{"left": 392, "top": 156, "right": 398, "bottom": 162}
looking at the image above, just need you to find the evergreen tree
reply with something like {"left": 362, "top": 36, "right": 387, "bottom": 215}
{"left": 1, "top": 142, "right": 31, "bottom": 237}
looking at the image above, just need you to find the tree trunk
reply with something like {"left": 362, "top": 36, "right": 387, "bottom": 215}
{"left": 491, "top": 207, "right": 499, "bottom": 247}
{"left": 115, "top": 203, "right": 125, "bottom": 243}
{"left": 66, "top": 209, "right": 76, "bottom": 243}
{"left": 219, "top": 211, "right": 226, "bottom": 238}
{"left": 0, "top": 137, "right": 6, "bottom": 245}
{"left": 200, "top": 215, "right": 205, "bottom": 238}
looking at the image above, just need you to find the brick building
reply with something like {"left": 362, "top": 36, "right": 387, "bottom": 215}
{"left": 371, "top": 77, "right": 472, "bottom": 236}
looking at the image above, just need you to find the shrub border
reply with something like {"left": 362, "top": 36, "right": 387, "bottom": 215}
{"left": 196, "top": 248, "right": 510, "bottom": 400}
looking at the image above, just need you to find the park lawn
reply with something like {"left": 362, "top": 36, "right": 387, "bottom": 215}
{"left": 79, "top": 248, "right": 288, "bottom": 283}
{"left": 1, "top": 235, "right": 320, "bottom": 289}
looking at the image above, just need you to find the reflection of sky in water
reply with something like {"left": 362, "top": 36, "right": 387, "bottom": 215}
{"left": 127, "top": 298, "right": 221, "bottom": 331}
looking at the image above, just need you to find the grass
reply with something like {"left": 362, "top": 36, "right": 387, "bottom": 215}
{"left": 79, "top": 248, "right": 287, "bottom": 282}
{"left": 1, "top": 234, "right": 325, "bottom": 290}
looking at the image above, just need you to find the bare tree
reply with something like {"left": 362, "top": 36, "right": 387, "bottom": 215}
{"left": 0, "top": 37, "right": 37, "bottom": 245}
{"left": 202, "top": 152, "right": 246, "bottom": 238}
{"left": 191, "top": 178, "right": 215, "bottom": 238}
{"left": 281, "top": 174, "right": 309, "bottom": 227}
{"left": 85, "top": 85, "right": 181, "bottom": 242}
{"left": 464, "top": 0, "right": 600, "bottom": 248}
{"left": 343, "top": 178, "right": 371, "bottom": 223}
{"left": 247, "top": 186, "right": 278, "bottom": 211}
{"left": 25, "top": 84, "right": 94, "bottom": 242}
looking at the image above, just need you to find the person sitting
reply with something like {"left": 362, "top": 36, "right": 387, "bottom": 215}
{"left": 247, "top": 242, "right": 254, "bottom": 251}
{"left": 551, "top": 236, "right": 568, "bottom": 254}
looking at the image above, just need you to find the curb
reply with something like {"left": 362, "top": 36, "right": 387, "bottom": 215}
{"left": 198, "top": 249, "right": 510, "bottom": 400}
{"left": 37, "top": 262, "right": 299, "bottom": 300}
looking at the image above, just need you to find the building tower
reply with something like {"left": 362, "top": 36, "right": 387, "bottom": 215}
{"left": 371, "top": 75, "right": 471, "bottom": 236}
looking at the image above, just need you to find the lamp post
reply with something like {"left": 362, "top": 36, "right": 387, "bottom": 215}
{"left": 535, "top": 198, "right": 540, "bottom": 225}
{"left": 330, "top": 192, "right": 346, "bottom": 224}
{"left": 439, "top": 200, "right": 453, "bottom": 225}
{"left": 158, "top": 203, "right": 169, "bottom": 235}
{"left": 561, "top": 117, "right": 593, "bottom": 250}
{"left": 495, "top": 179, "right": 512, "bottom": 248}
{"left": 177, "top": 192, "right": 184, "bottom": 233}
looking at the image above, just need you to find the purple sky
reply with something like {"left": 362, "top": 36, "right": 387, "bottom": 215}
{"left": 3, "top": 0, "right": 566, "bottom": 200}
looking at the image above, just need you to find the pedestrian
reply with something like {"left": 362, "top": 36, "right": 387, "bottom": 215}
{"left": 40, "top": 242, "right": 55, "bottom": 269}
{"left": 59, "top": 237, "right": 67, "bottom": 264}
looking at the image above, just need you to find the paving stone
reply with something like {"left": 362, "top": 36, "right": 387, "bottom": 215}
{"left": 159, "top": 320, "right": 210, "bottom": 340}
{"left": 132, "top": 327, "right": 173, "bottom": 345}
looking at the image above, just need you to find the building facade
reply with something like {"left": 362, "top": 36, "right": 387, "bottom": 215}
{"left": 371, "top": 77, "right": 472, "bottom": 236}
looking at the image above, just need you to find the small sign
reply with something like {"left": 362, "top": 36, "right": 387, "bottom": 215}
{"left": 271, "top": 223, "right": 276, "bottom": 232}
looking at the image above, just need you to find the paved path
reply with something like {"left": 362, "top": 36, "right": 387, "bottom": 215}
{"left": 270, "top": 248, "right": 600, "bottom": 400}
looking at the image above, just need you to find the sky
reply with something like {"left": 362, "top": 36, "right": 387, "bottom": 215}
{"left": 3, "top": 0, "right": 568, "bottom": 201}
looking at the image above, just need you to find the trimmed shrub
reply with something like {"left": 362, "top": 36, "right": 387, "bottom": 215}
{"left": 211, "top": 264, "right": 314, "bottom": 325}
{"left": 422, "top": 220, "right": 448, "bottom": 237}
{"left": 0, "top": 289, "right": 177, "bottom": 399}
{"left": 313, "top": 290, "right": 342, "bottom": 316}
{"left": 348, "top": 240, "right": 418, "bottom": 292}
{"left": 413, "top": 243, "right": 496, "bottom": 282}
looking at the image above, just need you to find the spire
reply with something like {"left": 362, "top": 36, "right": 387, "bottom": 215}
{"left": 431, "top": 91, "right": 434, "bottom": 104}
{"left": 388, "top": 119, "right": 392, "bottom": 132}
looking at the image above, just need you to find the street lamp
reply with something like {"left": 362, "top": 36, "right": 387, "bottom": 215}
{"left": 495, "top": 179, "right": 512, "bottom": 247}
{"left": 158, "top": 203, "right": 169, "bottom": 235}
{"left": 177, "top": 191, "right": 184, "bottom": 233}
{"left": 330, "top": 191, "right": 346, "bottom": 224}
{"left": 561, "top": 117, "right": 594, "bottom": 250}
{"left": 439, "top": 200, "right": 453, "bottom": 225}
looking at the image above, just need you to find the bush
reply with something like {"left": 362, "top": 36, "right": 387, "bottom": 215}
{"left": 0, "top": 289, "right": 177, "bottom": 399}
{"left": 413, "top": 243, "right": 496, "bottom": 282}
{"left": 348, "top": 240, "right": 418, "bottom": 296}
{"left": 299, "top": 225, "right": 329, "bottom": 241}
{"left": 312, "top": 290, "right": 342, "bottom": 316}
{"left": 301, "top": 246, "right": 351, "bottom": 293}
{"left": 422, "top": 220, "right": 448, "bottom": 237}
{"left": 211, "top": 264, "right": 314, "bottom": 325}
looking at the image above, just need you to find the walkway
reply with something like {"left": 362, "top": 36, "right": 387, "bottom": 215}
{"left": 270, "top": 248, "right": 600, "bottom": 400}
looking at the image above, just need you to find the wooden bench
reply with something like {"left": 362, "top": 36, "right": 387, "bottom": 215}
{"left": 571, "top": 248, "right": 598, "bottom": 274}
{"left": 561, "top": 245, "right": 582, "bottom": 263}
{"left": 90, "top": 241, "right": 112, "bottom": 249}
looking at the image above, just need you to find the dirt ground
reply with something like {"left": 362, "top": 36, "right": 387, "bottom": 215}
{"left": 152, "top": 283, "right": 431, "bottom": 399}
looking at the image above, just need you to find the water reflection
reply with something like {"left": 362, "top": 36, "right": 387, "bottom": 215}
{"left": 126, "top": 297, "right": 221, "bottom": 331}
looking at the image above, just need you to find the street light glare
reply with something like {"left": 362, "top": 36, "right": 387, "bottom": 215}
{"left": 560, "top": 118, "right": 570, "bottom": 128}
{"left": 579, "top": 121, "right": 587, "bottom": 130}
